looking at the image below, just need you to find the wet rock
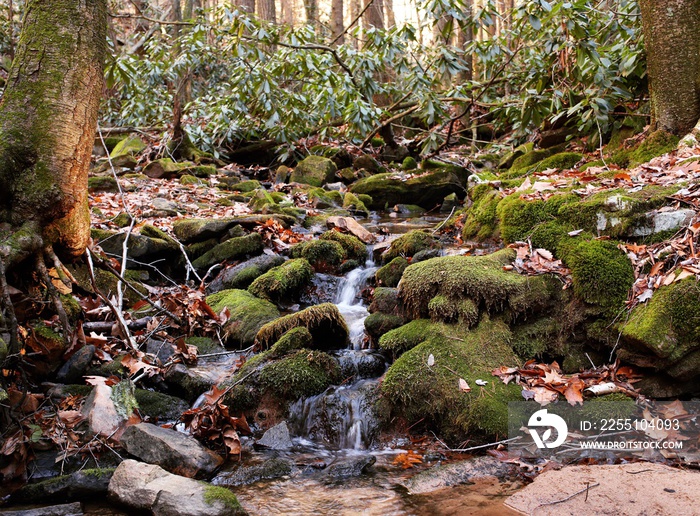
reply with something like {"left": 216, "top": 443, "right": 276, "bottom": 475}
{"left": 207, "top": 254, "right": 285, "bottom": 293}
{"left": 254, "top": 421, "right": 293, "bottom": 451}
{"left": 81, "top": 383, "right": 131, "bottom": 438}
{"left": 164, "top": 363, "right": 216, "bottom": 402}
{"left": 248, "top": 259, "right": 314, "bottom": 304}
{"left": 440, "top": 192, "right": 460, "bottom": 213}
{"left": 213, "top": 458, "right": 296, "bottom": 487}
{"left": 364, "top": 313, "right": 403, "bottom": 342}
{"left": 108, "top": 459, "right": 245, "bottom": 515}
{"left": 402, "top": 456, "right": 516, "bottom": 494}
{"left": 375, "top": 257, "right": 408, "bottom": 287}
{"left": 324, "top": 454, "right": 376, "bottom": 479}
{"left": 0, "top": 502, "right": 84, "bottom": 516}
{"left": 381, "top": 231, "right": 440, "bottom": 264}
{"left": 326, "top": 216, "right": 375, "bottom": 243}
{"left": 336, "top": 351, "right": 386, "bottom": 380}
{"left": 191, "top": 233, "right": 264, "bottom": 271}
{"left": 134, "top": 390, "right": 189, "bottom": 421}
{"left": 56, "top": 345, "right": 95, "bottom": 384}
{"left": 145, "top": 338, "right": 175, "bottom": 364}
{"left": 11, "top": 468, "right": 114, "bottom": 504}
{"left": 290, "top": 155, "right": 337, "bottom": 187}
{"left": 206, "top": 289, "right": 280, "bottom": 348}
{"left": 412, "top": 248, "right": 441, "bottom": 262}
{"left": 255, "top": 303, "right": 349, "bottom": 350}
{"left": 120, "top": 423, "right": 223, "bottom": 478}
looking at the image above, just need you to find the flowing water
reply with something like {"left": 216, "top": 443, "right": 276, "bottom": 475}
{"left": 334, "top": 253, "right": 378, "bottom": 350}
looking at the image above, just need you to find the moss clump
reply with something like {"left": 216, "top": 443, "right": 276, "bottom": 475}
{"left": 511, "top": 317, "right": 561, "bottom": 359}
{"left": 231, "top": 180, "right": 261, "bottom": 193}
{"left": 508, "top": 148, "right": 552, "bottom": 174}
{"left": 364, "top": 313, "right": 404, "bottom": 342}
{"left": 498, "top": 142, "right": 534, "bottom": 169}
{"left": 369, "top": 287, "right": 401, "bottom": 315}
{"left": 611, "top": 130, "right": 679, "bottom": 168}
{"left": 375, "top": 257, "right": 408, "bottom": 287}
{"left": 134, "top": 390, "right": 189, "bottom": 420}
{"left": 191, "top": 233, "right": 263, "bottom": 271}
{"left": 87, "top": 175, "right": 118, "bottom": 192}
{"left": 256, "top": 303, "right": 349, "bottom": 350}
{"left": 180, "top": 174, "right": 205, "bottom": 186}
{"left": 378, "top": 319, "right": 436, "bottom": 356}
{"left": 342, "top": 192, "right": 370, "bottom": 217}
{"left": 203, "top": 485, "right": 245, "bottom": 514}
{"left": 110, "top": 135, "right": 146, "bottom": 158}
{"left": 530, "top": 152, "right": 582, "bottom": 173}
{"left": 290, "top": 155, "right": 338, "bottom": 186}
{"left": 562, "top": 239, "right": 633, "bottom": 311}
{"left": 185, "top": 336, "right": 222, "bottom": 354}
{"left": 399, "top": 253, "right": 552, "bottom": 320}
{"left": 381, "top": 318, "right": 522, "bottom": 441}
{"left": 428, "top": 295, "right": 479, "bottom": 326}
{"left": 292, "top": 240, "right": 345, "bottom": 272}
{"left": 496, "top": 192, "right": 577, "bottom": 244}
{"left": 529, "top": 221, "right": 573, "bottom": 254}
{"left": 382, "top": 230, "right": 440, "bottom": 263}
{"left": 269, "top": 327, "right": 313, "bottom": 358}
{"left": 580, "top": 392, "right": 636, "bottom": 421}
{"left": 259, "top": 349, "right": 341, "bottom": 399}
{"left": 248, "top": 259, "right": 314, "bottom": 303}
{"left": 462, "top": 185, "right": 502, "bottom": 241}
{"left": 206, "top": 289, "right": 280, "bottom": 348}
{"left": 620, "top": 279, "right": 700, "bottom": 364}
{"left": 318, "top": 230, "right": 367, "bottom": 262}
{"left": 186, "top": 164, "right": 217, "bottom": 177}
{"left": 402, "top": 156, "right": 418, "bottom": 170}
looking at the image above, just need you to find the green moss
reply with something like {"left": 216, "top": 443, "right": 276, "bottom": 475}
{"left": 370, "top": 287, "right": 401, "bottom": 315}
{"left": 342, "top": 192, "right": 370, "bottom": 217}
{"left": 381, "top": 318, "right": 522, "bottom": 441}
{"left": 580, "top": 393, "right": 636, "bottom": 421}
{"left": 248, "top": 188, "right": 277, "bottom": 212}
{"left": 613, "top": 130, "right": 679, "bottom": 168}
{"left": 319, "top": 230, "right": 367, "bottom": 262}
{"left": 203, "top": 485, "right": 245, "bottom": 513}
{"left": 462, "top": 186, "right": 501, "bottom": 241}
{"left": 402, "top": 156, "right": 418, "bottom": 170}
{"left": 378, "top": 319, "right": 436, "bottom": 356}
{"left": 134, "top": 390, "right": 188, "bottom": 420}
{"left": 498, "top": 142, "right": 534, "bottom": 169}
{"left": 428, "top": 295, "right": 479, "bottom": 326}
{"left": 511, "top": 318, "right": 560, "bottom": 359}
{"left": 294, "top": 240, "right": 345, "bottom": 272}
{"left": 206, "top": 289, "right": 280, "bottom": 347}
{"left": 290, "top": 155, "right": 338, "bottom": 186}
{"left": 112, "top": 212, "right": 132, "bottom": 228}
{"left": 191, "top": 233, "right": 263, "bottom": 271}
{"left": 580, "top": 159, "right": 605, "bottom": 171}
{"left": 259, "top": 349, "right": 341, "bottom": 399}
{"left": 87, "top": 175, "right": 118, "bottom": 192}
{"left": 364, "top": 313, "right": 404, "bottom": 341}
{"left": 248, "top": 258, "right": 313, "bottom": 303}
{"left": 109, "top": 135, "right": 146, "bottom": 158}
{"left": 496, "top": 192, "right": 577, "bottom": 244}
{"left": 256, "top": 303, "right": 349, "bottom": 350}
{"left": 180, "top": 174, "right": 205, "bottom": 186}
{"left": 376, "top": 257, "right": 408, "bottom": 287}
{"left": 530, "top": 152, "right": 582, "bottom": 173}
{"left": 186, "top": 165, "right": 217, "bottom": 177}
{"left": 231, "top": 180, "right": 261, "bottom": 193}
{"left": 529, "top": 221, "right": 572, "bottom": 254}
{"left": 382, "top": 230, "right": 440, "bottom": 263}
{"left": 562, "top": 239, "right": 633, "bottom": 311}
{"left": 269, "top": 327, "right": 313, "bottom": 358}
{"left": 509, "top": 148, "right": 552, "bottom": 173}
{"left": 185, "top": 238, "right": 217, "bottom": 260}
{"left": 111, "top": 380, "right": 138, "bottom": 419}
{"left": 185, "top": 336, "right": 221, "bottom": 354}
{"left": 400, "top": 254, "right": 552, "bottom": 320}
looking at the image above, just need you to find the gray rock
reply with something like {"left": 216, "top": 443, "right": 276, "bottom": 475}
{"left": 164, "top": 363, "right": 216, "bottom": 403}
{"left": 254, "top": 421, "right": 293, "bottom": 451}
{"left": 56, "top": 345, "right": 95, "bottom": 384}
{"left": 120, "top": 423, "right": 223, "bottom": 479}
{"left": 213, "top": 458, "right": 296, "bottom": 487}
{"left": 324, "top": 454, "right": 376, "bottom": 478}
{"left": 145, "top": 338, "right": 175, "bottom": 364}
{"left": 324, "top": 182, "right": 344, "bottom": 191}
{"left": 108, "top": 459, "right": 246, "bottom": 516}
{"left": 412, "top": 248, "right": 441, "bottom": 262}
{"left": 653, "top": 208, "right": 694, "bottom": 233}
{"left": 336, "top": 351, "right": 386, "bottom": 381}
{"left": 207, "top": 254, "right": 285, "bottom": 294}
{"left": 0, "top": 502, "right": 83, "bottom": 516}
{"left": 402, "top": 456, "right": 517, "bottom": 494}
{"left": 81, "top": 384, "right": 130, "bottom": 438}
{"left": 11, "top": 468, "right": 114, "bottom": 504}
{"left": 144, "top": 198, "right": 180, "bottom": 217}
{"left": 133, "top": 390, "right": 189, "bottom": 421}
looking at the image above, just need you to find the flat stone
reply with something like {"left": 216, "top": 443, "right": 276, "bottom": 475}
{"left": 0, "top": 502, "right": 83, "bottom": 516}
{"left": 254, "top": 421, "right": 293, "bottom": 451}
{"left": 11, "top": 468, "right": 114, "bottom": 504}
{"left": 324, "top": 454, "right": 376, "bottom": 479}
{"left": 206, "top": 254, "right": 285, "bottom": 294}
{"left": 56, "top": 345, "right": 95, "bottom": 384}
{"left": 108, "top": 459, "right": 246, "bottom": 516}
{"left": 653, "top": 208, "right": 694, "bottom": 233}
{"left": 326, "top": 216, "right": 374, "bottom": 243}
{"left": 81, "top": 384, "right": 127, "bottom": 438}
{"left": 120, "top": 423, "right": 223, "bottom": 479}
{"left": 402, "top": 456, "right": 516, "bottom": 494}
{"left": 213, "top": 458, "right": 296, "bottom": 487}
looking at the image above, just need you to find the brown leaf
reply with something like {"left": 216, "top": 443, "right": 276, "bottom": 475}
{"left": 564, "top": 377, "right": 585, "bottom": 406}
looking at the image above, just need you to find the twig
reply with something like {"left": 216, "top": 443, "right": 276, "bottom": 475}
{"left": 533, "top": 482, "right": 600, "bottom": 511}
{"left": 361, "top": 104, "right": 420, "bottom": 148}
{"left": 432, "top": 206, "right": 456, "bottom": 234}
{"left": 437, "top": 436, "right": 521, "bottom": 453}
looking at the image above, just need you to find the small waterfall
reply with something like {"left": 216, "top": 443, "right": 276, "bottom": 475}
{"left": 335, "top": 252, "right": 377, "bottom": 350}
{"left": 289, "top": 379, "right": 380, "bottom": 450}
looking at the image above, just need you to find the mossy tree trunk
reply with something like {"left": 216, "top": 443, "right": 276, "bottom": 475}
{"left": 0, "top": 0, "right": 107, "bottom": 266}
{"left": 639, "top": 0, "right": 700, "bottom": 135}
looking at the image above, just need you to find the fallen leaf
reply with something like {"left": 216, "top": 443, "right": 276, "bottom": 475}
{"left": 459, "top": 378, "right": 471, "bottom": 392}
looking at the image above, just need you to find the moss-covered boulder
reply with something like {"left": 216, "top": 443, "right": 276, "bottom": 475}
{"left": 364, "top": 313, "right": 403, "bottom": 342}
{"left": 380, "top": 318, "right": 522, "bottom": 441}
{"left": 173, "top": 217, "right": 242, "bottom": 243}
{"left": 375, "top": 257, "right": 408, "bottom": 287}
{"left": 259, "top": 350, "right": 341, "bottom": 399}
{"left": 349, "top": 167, "right": 469, "bottom": 210}
{"left": 206, "top": 289, "right": 280, "bottom": 348}
{"left": 248, "top": 259, "right": 314, "bottom": 303}
{"left": 461, "top": 184, "right": 503, "bottom": 241}
{"left": 269, "top": 327, "right": 313, "bottom": 358}
{"left": 231, "top": 180, "right": 261, "bottom": 193}
{"left": 382, "top": 230, "right": 440, "bottom": 264}
{"left": 369, "top": 287, "right": 401, "bottom": 315}
{"left": 290, "top": 156, "right": 338, "bottom": 186}
{"left": 619, "top": 279, "right": 700, "bottom": 381}
{"left": 110, "top": 135, "right": 146, "bottom": 159}
{"left": 143, "top": 158, "right": 196, "bottom": 179}
{"left": 398, "top": 251, "right": 553, "bottom": 321}
{"left": 498, "top": 142, "right": 533, "bottom": 169}
{"left": 134, "top": 390, "right": 189, "bottom": 421}
{"left": 320, "top": 230, "right": 368, "bottom": 262}
{"left": 610, "top": 130, "right": 679, "bottom": 168}
{"left": 342, "top": 192, "right": 370, "bottom": 217}
{"left": 378, "top": 319, "right": 435, "bottom": 357}
{"left": 292, "top": 240, "right": 345, "bottom": 273}
{"left": 207, "top": 255, "right": 285, "bottom": 293}
{"left": 256, "top": 303, "right": 349, "bottom": 350}
{"left": 191, "top": 233, "right": 264, "bottom": 271}
{"left": 88, "top": 175, "right": 119, "bottom": 193}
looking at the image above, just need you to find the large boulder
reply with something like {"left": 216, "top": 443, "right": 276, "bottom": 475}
{"left": 348, "top": 167, "right": 468, "bottom": 210}
{"left": 191, "top": 233, "right": 264, "bottom": 271}
{"left": 108, "top": 459, "right": 246, "bottom": 516}
{"left": 206, "top": 289, "right": 280, "bottom": 348}
{"left": 247, "top": 258, "right": 314, "bottom": 304}
{"left": 255, "top": 303, "right": 349, "bottom": 350}
{"left": 207, "top": 254, "right": 286, "bottom": 293}
{"left": 290, "top": 155, "right": 337, "bottom": 186}
{"left": 120, "top": 423, "right": 223, "bottom": 479}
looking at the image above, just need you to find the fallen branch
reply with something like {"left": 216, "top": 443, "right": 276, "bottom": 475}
{"left": 82, "top": 317, "right": 152, "bottom": 334}
{"left": 533, "top": 482, "right": 600, "bottom": 511}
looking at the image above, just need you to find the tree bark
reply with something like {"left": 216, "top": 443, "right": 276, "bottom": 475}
{"left": 236, "top": 0, "right": 255, "bottom": 15}
{"left": 0, "top": 0, "right": 107, "bottom": 264}
{"left": 639, "top": 0, "right": 700, "bottom": 135}
{"left": 258, "top": 0, "right": 276, "bottom": 23}
{"left": 363, "top": 0, "right": 383, "bottom": 31}
{"left": 331, "top": 0, "right": 344, "bottom": 43}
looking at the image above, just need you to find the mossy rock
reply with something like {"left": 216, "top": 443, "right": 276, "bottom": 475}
{"left": 231, "top": 180, "right": 262, "bottom": 193}
{"left": 610, "top": 130, "right": 679, "bottom": 168}
{"left": 369, "top": 287, "right": 401, "bottom": 316}
{"left": 185, "top": 336, "right": 224, "bottom": 355}
{"left": 511, "top": 317, "right": 561, "bottom": 359}
{"left": 508, "top": 148, "right": 553, "bottom": 174}
{"left": 561, "top": 239, "right": 634, "bottom": 312}
{"left": 496, "top": 192, "right": 577, "bottom": 244}
{"left": 183, "top": 164, "right": 217, "bottom": 177}
{"left": 375, "top": 256, "right": 408, "bottom": 287}
{"left": 349, "top": 167, "right": 469, "bottom": 210}
{"left": 203, "top": 485, "right": 246, "bottom": 514}
{"left": 292, "top": 240, "right": 345, "bottom": 273}
{"left": 320, "top": 230, "right": 367, "bottom": 262}
{"left": 498, "top": 142, "right": 533, "bottom": 169}
{"left": 134, "top": 390, "right": 189, "bottom": 421}
{"left": 248, "top": 258, "right": 314, "bottom": 303}
{"left": 207, "top": 255, "right": 286, "bottom": 293}
{"left": 530, "top": 152, "right": 582, "bottom": 173}
{"left": 143, "top": 158, "right": 195, "bottom": 179}
{"left": 462, "top": 185, "right": 502, "bottom": 241}
{"left": 428, "top": 295, "right": 479, "bottom": 326}
{"left": 382, "top": 230, "right": 440, "bottom": 264}
{"left": 342, "top": 192, "right": 370, "bottom": 218}
{"left": 206, "top": 289, "right": 280, "bottom": 348}
{"left": 68, "top": 265, "right": 147, "bottom": 309}
{"left": 619, "top": 279, "right": 700, "bottom": 380}
{"left": 402, "top": 156, "right": 418, "bottom": 170}
{"left": 88, "top": 175, "right": 119, "bottom": 193}
{"left": 269, "top": 327, "right": 313, "bottom": 358}
{"left": 248, "top": 188, "right": 277, "bottom": 212}
{"left": 290, "top": 156, "right": 338, "bottom": 187}
{"left": 307, "top": 187, "right": 342, "bottom": 209}
{"left": 380, "top": 318, "right": 522, "bottom": 441}
{"left": 364, "top": 313, "right": 404, "bottom": 342}
{"left": 109, "top": 135, "right": 146, "bottom": 158}
{"left": 399, "top": 252, "right": 553, "bottom": 320}
{"left": 180, "top": 174, "right": 206, "bottom": 186}
{"left": 258, "top": 349, "right": 341, "bottom": 400}
{"left": 256, "top": 303, "right": 349, "bottom": 351}
{"left": 378, "top": 319, "right": 436, "bottom": 356}
{"left": 191, "top": 233, "right": 264, "bottom": 271}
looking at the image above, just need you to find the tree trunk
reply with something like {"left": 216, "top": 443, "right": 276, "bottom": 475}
{"left": 303, "top": 0, "right": 319, "bottom": 30}
{"left": 384, "top": 0, "right": 395, "bottom": 28}
{"left": 0, "top": 0, "right": 107, "bottom": 265}
{"left": 236, "top": 0, "right": 255, "bottom": 14}
{"left": 258, "top": 0, "right": 276, "bottom": 23}
{"left": 639, "top": 0, "right": 700, "bottom": 135}
{"left": 363, "top": 0, "right": 383, "bottom": 31}
{"left": 331, "top": 0, "right": 344, "bottom": 43}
